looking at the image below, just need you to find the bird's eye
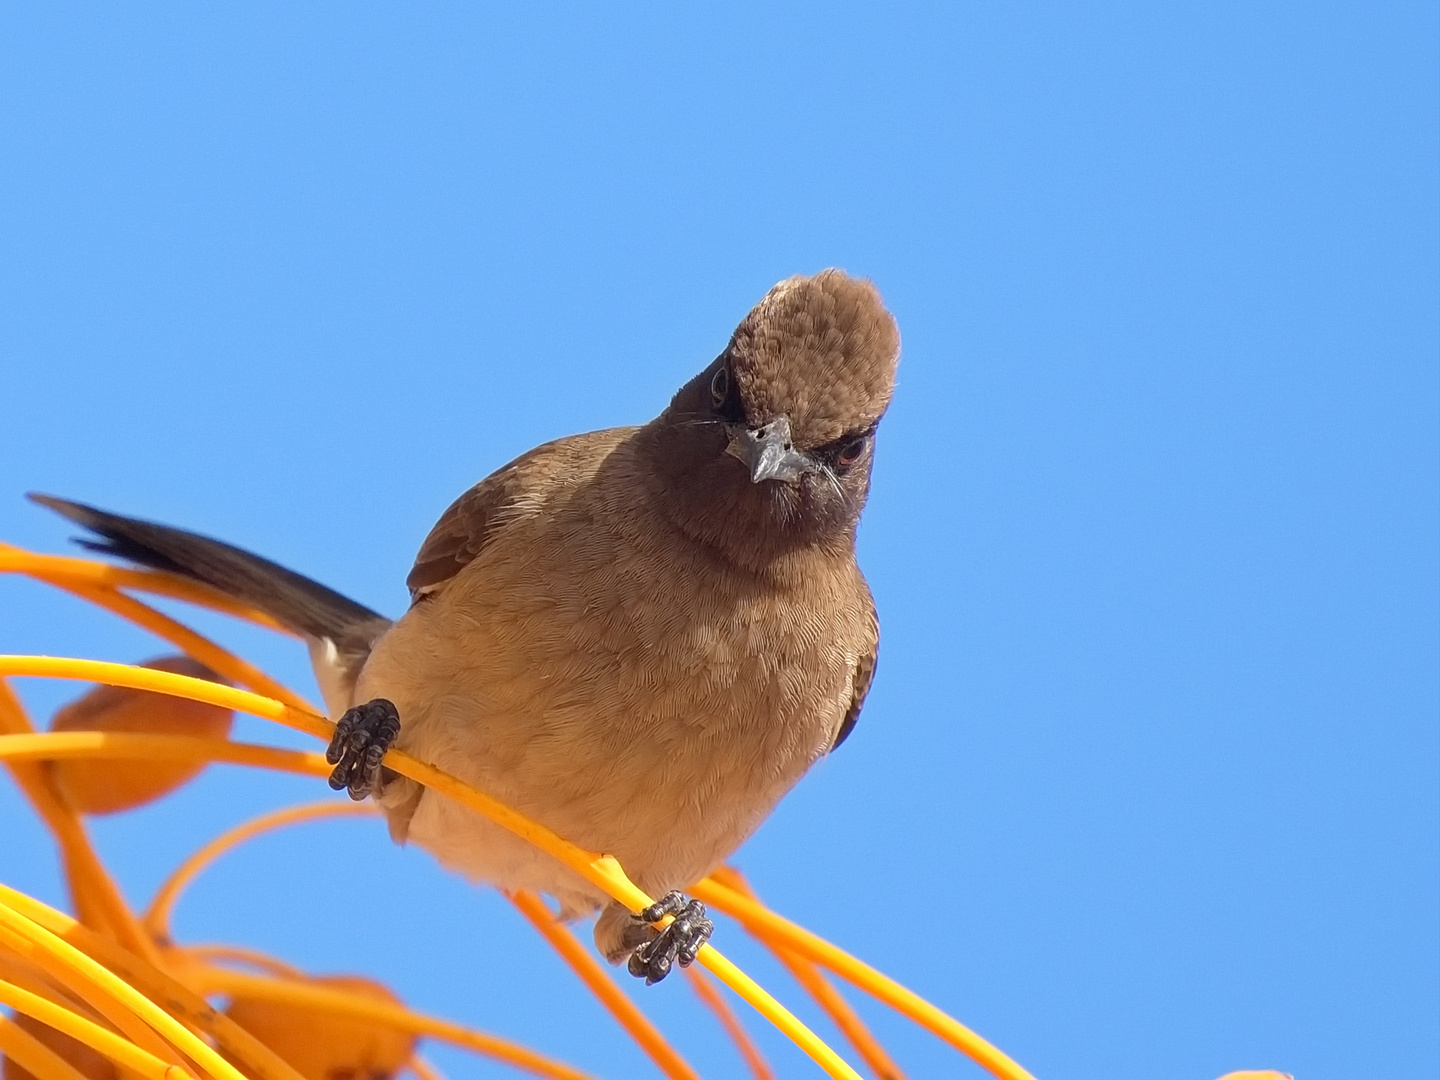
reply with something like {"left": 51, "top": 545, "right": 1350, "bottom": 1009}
{"left": 836, "top": 435, "right": 870, "bottom": 468}
{"left": 710, "top": 367, "right": 730, "bottom": 408}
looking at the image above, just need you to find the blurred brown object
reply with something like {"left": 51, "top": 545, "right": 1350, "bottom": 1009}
{"left": 2, "top": 1010, "right": 119, "bottom": 1080}
{"left": 225, "top": 975, "right": 416, "bottom": 1080}
{"left": 47, "top": 655, "right": 233, "bottom": 814}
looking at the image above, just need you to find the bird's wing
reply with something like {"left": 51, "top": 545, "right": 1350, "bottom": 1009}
{"left": 830, "top": 592, "right": 879, "bottom": 753}
{"left": 405, "top": 429, "right": 633, "bottom": 600}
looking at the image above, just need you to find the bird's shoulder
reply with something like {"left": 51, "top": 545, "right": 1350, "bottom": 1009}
{"left": 405, "top": 426, "right": 638, "bottom": 599}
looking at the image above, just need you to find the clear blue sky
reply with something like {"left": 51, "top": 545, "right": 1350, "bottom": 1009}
{"left": 2, "top": 5, "right": 1435, "bottom": 1078}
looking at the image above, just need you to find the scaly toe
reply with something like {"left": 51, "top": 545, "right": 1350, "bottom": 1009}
{"left": 324, "top": 698, "right": 401, "bottom": 801}
{"left": 625, "top": 894, "right": 713, "bottom": 985}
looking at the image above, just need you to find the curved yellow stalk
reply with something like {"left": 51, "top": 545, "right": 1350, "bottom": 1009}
{"left": 144, "top": 801, "right": 375, "bottom": 938}
{"left": 709, "top": 866, "right": 906, "bottom": 1080}
{"left": 179, "top": 964, "right": 594, "bottom": 1080}
{"left": 0, "top": 898, "right": 247, "bottom": 1080}
{"left": 171, "top": 944, "right": 305, "bottom": 980}
{"left": 690, "top": 876, "right": 1034, "bottom": 1080}
{"left": 0, "top": 979, "right": 193, "bottom": 1080}
{"left": 14, "top": 571, "right": 314, "bottom": 711}
{"left": 0, "top": 728, "right": 332, "bottom": 956}
{"left": 0, "top": 655, "right": 866, "bottom": 1080}
{"left": 0, "top": 545, "right": 290, "bottom": 633}
{"left": 0, "top": 951, "right": 125, "bottom": 1067}
{"left": 151, "top": 814, "right": 579, "bottom": 1080}
{"left": 682, "top": 962, "right": 774, "bottom": 1080}
{"left": 0, "top": 681, "right": 161, "bottom": 967}
{"left": 0, "top": 920, "right": 182, "bottom": 1068}
{"left": 507, "top": 889, "right": 700, "bottom": 1080}
{"left": 0, "top": 886, "right": 308, "bottom": 1080}
{"left": 0, "top": 1013, "right": 92, "bottom": 1080}
{"left": 0, "top": 732, "right": 330, "bottom": 776}
{"left": 0, "top": 542, "right": 1053, "bottom": 1080}
{"left": 0, "top": 952, "right": 87, "bottom": 1010}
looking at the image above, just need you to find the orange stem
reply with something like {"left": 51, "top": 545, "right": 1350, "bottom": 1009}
{"left": 19, "top": 571, "right": 314, "bottom": 710}
{"left": 0, "top": 679, "right": 160, "bottom": 967}
{"left": 144, "top": 801, "right": 376, "bottom": 939}
{"left": 0, "top": 884, "right": 307, "bottom": 1080}
{"left": 0, "top": 980, "right": 193, "bottom": 1080}
{"left": 180, "top": 962, "right": 595, "bottom": 1080}
{"left": 507, "top": 890, "right": 700, "bottom": 1080}
{"left": 0, "top": 544, "right": 291, "bottom": 634}
{"left": 0, "top": 731, "right": 331, "bottom": 777}
{"left": 690, "top": 877, "right": 1034, "bottom": 1080}
{"left": 0, "top": 653, "right": 865, "bottom": 1080}
{"left": 709, "top": 867, "right": 906, "bottom": 1080}
{"left": 169, "top": 944, "right": 305, "bottom": 980}
{"left": 0, "top": 1012, "right": 91, "bottom": 1080}
{"left": 683, "top": 961, "right": 775, "bottom": 1080}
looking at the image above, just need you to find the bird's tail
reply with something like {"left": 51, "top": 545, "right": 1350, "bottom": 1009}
{"left": 28, "top": 494, "right": 392, "bottom": 672}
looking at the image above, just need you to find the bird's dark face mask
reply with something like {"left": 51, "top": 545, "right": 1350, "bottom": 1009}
{"left": 645, "top": 361, "right": 887, "bottom": 565}
{"left": 640, "top": 270, "right": 899, "bottom": 567}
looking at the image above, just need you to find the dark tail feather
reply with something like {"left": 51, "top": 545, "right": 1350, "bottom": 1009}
{"left": 29, "top": 493, "right": 391, "bottom": 653}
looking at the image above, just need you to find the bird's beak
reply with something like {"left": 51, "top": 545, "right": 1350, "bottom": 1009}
{"left": 725, "top": 415, "right": 814, "bottom": 484}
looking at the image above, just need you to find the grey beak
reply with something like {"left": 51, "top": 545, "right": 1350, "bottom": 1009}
{"left": 725, "top": 415, "right": 814, "bottom": 484}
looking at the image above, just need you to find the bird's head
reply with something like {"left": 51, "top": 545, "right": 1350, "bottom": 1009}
{"left": 645, "top": 269, "right": 900, "bottom": 566}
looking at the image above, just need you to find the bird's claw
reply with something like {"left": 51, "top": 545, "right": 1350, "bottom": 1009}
{"left": 626, "top": 891, "right": 713, "bottom": 984}
{"left": 325, "top": 698, "right": 400, "bottom": 801}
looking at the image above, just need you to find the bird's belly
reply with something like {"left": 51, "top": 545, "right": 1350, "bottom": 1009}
{"left": 393, "top": 712, "right": 794, "bottom": 916}
{"left": 401, "top": 793, "right": 605, "bottom": 916}
{"left": 352, "top": 581, "right": 854, "bottom": 906}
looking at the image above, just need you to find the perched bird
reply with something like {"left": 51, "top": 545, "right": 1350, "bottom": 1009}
{"left": 32, "top": 269, "right": 899, "bottom": 982}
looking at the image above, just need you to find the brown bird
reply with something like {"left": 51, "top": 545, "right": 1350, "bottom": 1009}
{"left": 31, "top": 268, "right": 899, "bottom": 982}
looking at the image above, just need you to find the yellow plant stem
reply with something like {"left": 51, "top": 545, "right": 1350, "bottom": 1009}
{"left": 0, "top": 951, "right": 89, "bottom": 1011}
{"left": 507, "top": 889, "right": 700, "bottom": 1080}
{"left": 683, "top": 962, "right": 774, "bottom": 1080}
{"left": 690, "top": 877, "right": 1035, "bottom": 1080}
{"left": 0, "top": 1013, "right": 91, "bottom": 1080}
{"left": 0, "top": 731, "right": 330, "bottom": 777}
{"left": 0, "top": 545, "right": 290, "bottom": 634}
{"left": 0, "top": 885, "right": 307, "bottom": 1080}
{"left": 22, "top": 571, "right": 314, "bottom": 711}
{"left": 763, "top": 945, "right": 905, "bottom": 1080}
{"left": 182, "top": 963, "right": 594, "bottom": 1080}
{"left": 0, "top": 897, "right": 248, "bottom": 1080}
{"left": 0, "top": 920, "right": 182, "bottom": 1068}
{"left": 0, "top": 655, "right": 866, "bottom": 1080}
{"left": 144, "top": 801, "right": 375, "bottom": 938}
{"left": 709, "top": 867, "right": 906, "bottom": 1080}
{"left": 0, "top": 978, "right": 193, "bottom": 1080}
{"left": 0, "top": 734, "right": 895, "bottom": 1073}
{"left": 407, "top": 1055, "right": 448, "bottom": 1080}
{"left": 0, "top": 680, "right": 161, "bottom": 967}
{"left": 0, "top": 950, "right": 121, "bottom": 1059}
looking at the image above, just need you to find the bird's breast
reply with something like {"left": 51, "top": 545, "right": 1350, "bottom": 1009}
{"left": 354, "top": 469, "right": 869, "bottom": 888}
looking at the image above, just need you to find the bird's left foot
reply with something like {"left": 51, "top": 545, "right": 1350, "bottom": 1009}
{"left": 325, "top": 698, "right": 400, "bottom": 801}
{"left": 626, "top": 891, "right": 714, "bottom": 985}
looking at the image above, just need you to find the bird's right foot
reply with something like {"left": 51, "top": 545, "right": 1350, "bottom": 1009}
{"left": 325, "top": 698, "right": 400, "bottom": 800}
{"left": 626, "top": 892, "right": 714, "bottom": 985}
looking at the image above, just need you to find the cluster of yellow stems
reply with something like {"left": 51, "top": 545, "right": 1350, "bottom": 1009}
{"left": 0, "top": 540, "right": 1284, "bottom": 1080}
